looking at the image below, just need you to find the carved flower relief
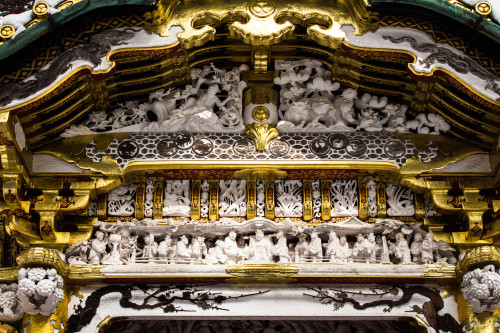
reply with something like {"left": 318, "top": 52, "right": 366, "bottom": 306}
{"left": 461, "top": 265, "right": 500, "bottom": 313}
{"left": 16, "top": 267, "right": 64, "bottom": 316}
{"left": 0, "top": 283, "right": 23, "bottom": 322}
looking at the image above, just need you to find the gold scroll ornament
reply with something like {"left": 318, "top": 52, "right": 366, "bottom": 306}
{"left": 190, "top": 180, "right": 201, "bottom": 220}
{"left": 321, "top": 180, "right": 331, "bottom": 221}
{"left": 153, "top": 180, "right": 164, "bottom": 219}
{"left": 265, "top": 180, "right": 275, "bottom": 219}
{"left": 377, "top": 182, "right": 387, "bottom": 218}
{"left": 209, "top": 180, "right": 219, "bottom": 220}
{"left": 247, "top": 180, "right": 257, "bottom": 219}
{"left": 303, "top": 180, "right": 313, "bottom": 221}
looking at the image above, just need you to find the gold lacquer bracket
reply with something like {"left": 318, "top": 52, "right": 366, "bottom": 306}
{"left": 265, "top": 180, "right": 275, "bottom": 219}
{"left": 377, "top": 182, "right": 387, "bottom": 218}
{"left": 17, "top": 247, "right": 69, "bottom": 277}
{"left": 303, "top": 180, "right": 313, "bottom": 221}
{"left": 190, "top": 180, "right": 201, "bottom": 220}
{"left": 153, "top": 180, "right": 164, "bottom": 219}
{"left": 135, "top": 182, "right": 146, "bottom": 220}
{"left": 247, "top": 180, "right": 257, "bottom": 219}
{"left": 321, "top": 180, "right": 331, "bottom": 221}
{"left": 209, "top": 180, "right": 219, "bottom": 221}
{"left": 358, "top": 180, "right": 368, "bottom": 220}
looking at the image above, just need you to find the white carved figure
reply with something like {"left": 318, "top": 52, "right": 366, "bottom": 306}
{"left": 272, "top": 231, "right": 291, "bottom": 263}
{"left": 157, "top": 234, "right": 175, "bottom": 263}
{"left": 17, "top": 267, "right": 64, "bottom": 316}
{"left": 108, "top": 184, "right": 136, "bottom": 216}
{"left": 0, "top": 284, "right": 23, "bottom": 322}
{"left": 390, "top": 232, "right": 412, "bottom": 264}
{"left": 88, "top": 231, "right": 108, "bottom": 265}
{"left": 367, "top": 180, "right": 377, "bottom": 218}
{"left": 190, "top": 237, "right": 207, "bottom": 262}
{"left": 205, "top": 240, "right": 227, "bottom": 264}
{"left": 295, "top": 234, "right": 309, "bottom": 262}
{"left": 364, "top": 233, "right": 377, "bottom": 263}
{"left": 274, "top": 59, "right": 450, "bottom": 134}
{"left": 144, "top": 181, "right": 154, "bottom": 218}
{"left": 331, "top": 180, "right": 358, "bottom": 217}
{"left": 224, "top": 231, "right": 239, "bottom": 264}
{"left": 386, "top": 183, "right": 415, "bottom": 216}
{"left": 352, "top": 234, "right": 368, "bottom": 262}
{"left": 305, "top": 231, "right": 323, "bottom": 262}
{"left": 410, "top": 233, "right": 423, "bottom": 264}
{"left": 66, "top": 241, "right": 90, "bottom": 265}
{"left": 140, "top": 235, "right": 158, "bottom": 260}
{"left": 421, "top": 232, "right": 437, "bottom": 264}
{"left": 275, "top": 180, "right": 303, "bottom": 217}
{"left": 248, "top": 230, "right": 273, "bottom": 263}
{"left": 62, "top": 63, "right": 247, "bottom": 137}
{"left": 325, "top": 231, "right": 340, "bottom": 262}
{"left": 336, "top": 236, "right": 352, "bottom": 262}
{"left": 219, "top": 180, "right": 247, "bottom": 217}
{"left": 461, "top": 265, "right": 500, "bottom": 313}
{"left": 176, "top": 235, "right": 192, "bottom": 263}
{"left": 163, "top": 180, "right": 191, "bottom": 217}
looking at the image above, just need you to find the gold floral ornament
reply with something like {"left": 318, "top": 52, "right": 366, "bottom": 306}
{"left": 245, "top": 106, "right": 279, "bottom": 151}
{"left": 146, "top": 0, "right": 377, "bottom": 49}
{"left": 0, "top": 25, "right": 15, "bottom": 41}
{"left": 475, "top": 1, "right": 492, "bottom": 16}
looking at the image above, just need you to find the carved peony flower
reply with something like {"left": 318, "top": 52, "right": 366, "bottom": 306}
{"left": 36, "top": 279, "right": 56, "bottom": 298}
{"left": 27, "top": 267, "right": 46, "bottom": 282}
{"left": 0, "top": 291, "right": 17, "bottom": 310}
{"left": 18, "top": 278, "right": 36, "bottom": 297}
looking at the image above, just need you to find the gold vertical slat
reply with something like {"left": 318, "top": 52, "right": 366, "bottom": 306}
{"left": 414, "top": 193, "right": 425, "bottom": 219}
{"left": 135, "top": 182, "right": 145, "bottom": 220}
{"left": 191, "top": 180, "right": 201, "bottom": 220}
{"left": 358, "top": 180, "right": 368, "bottom": 220}
{"left": 265, "top": 180, "right": 275, "bottom": 220}
{"left": 247, "top": 180, "right": 257, "bottom": 219}
{"left": 153, "top": 180, "right": 164, "bottom": 219}
{"left": 377, "top": 182, "right": 387, "bottom": 218}
{"left": 209, "top": 180, "right": 219, "bottom": 220}
{"left": 303, "top": 180, "right": 313, "bottom": 221}
{"left": 321, "top": 180, "right": 331, "bottom": 221}
{"left": 97, "top": 193, "right": 107, "bottom": 220}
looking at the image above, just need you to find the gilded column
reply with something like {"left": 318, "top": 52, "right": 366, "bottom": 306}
{"left": 303, "top": 180, "right": 313, "bottom": 221}
{"left": 209, "top": 180, "right": 219, "bottom": 221}
{"left": 190, "top": 180, "right": 201, "bottom": 220}
{"left": 153, "top": 180, "right": 164, "bottom": 219}
{"left": 358, "top": 180, "right": 368, "bottom": 220}
{"left": 377, "top": 182, "right": 386, "bottom": 218}
{"left": 321, "top": 180, "right": 331, "bottom": 221}
{"left": 265, "top": 180, "right": 275, "bottom": 220}
{"left": 135, "top": 182, "right": 146, "bottom": 220}
{"left": 247, "top": 180, "right": 257, "bottom": 220}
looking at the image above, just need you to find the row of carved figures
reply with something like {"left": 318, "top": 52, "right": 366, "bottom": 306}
{"left": 66, "top": 227, "right": 456, "bottom": 266}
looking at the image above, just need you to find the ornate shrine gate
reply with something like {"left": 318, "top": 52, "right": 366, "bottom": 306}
{"left": 0, "top": 0, "right": 499, "bottom": 332}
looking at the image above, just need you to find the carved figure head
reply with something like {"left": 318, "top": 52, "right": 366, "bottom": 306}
{"left": 340, "top": 236, "right": 347, "bottom": 245}
{"left": 256, "top": 229, "right": 264, "bottom": 240}
{"left": 95, "top": 231, "right": 104, "bottom": 240}
{"left": 328, "top": 231, "right": 337, "bottom": 239}
{"left": 356, "top": 233, "right": 364, "bottom": 242}
{"left": 229, "top": 231, "right": 237, "bottom": 240}
{"left": 414, "top": 233, "right": 423, "bottom": 242}
{"left": 207, "top": 84, "right": 220, "bottom": 95}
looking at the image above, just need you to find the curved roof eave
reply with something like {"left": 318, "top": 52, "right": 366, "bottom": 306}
{"left": 370, "top": 0, "right": 500, "bottom": 43}
{"left": 0, "top": 0, "right": 154, "bottom": 61}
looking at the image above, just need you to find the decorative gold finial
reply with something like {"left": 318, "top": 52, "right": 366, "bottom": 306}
{"left": 475, "top": 1, "right": 492, "bottom": 16}
{"left": 244, "top": 115, "right": 279, "bottom": 151}
{"left": 0, "top": 25, "right": 15, "bottom": 40}
{"left": 33, "top": 1, "right": 50, "bottom": 18}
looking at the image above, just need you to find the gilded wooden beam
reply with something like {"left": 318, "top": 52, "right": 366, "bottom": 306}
{"left": 377, "top": 182, "right": 387, "bottom": 218}
{"left": 247, "top": 180, "right": 257, "bottom": 220}
{"left": 303, "top": 180, "right": 313, "bottom": 221}
{"left": 153, "top": 180, "right": 164, "bottom": 219}
{"left": 265, "top": 180, "right": 275, "bottom": 220}
{"left": 135, "top": 182, "right": 146, "bottom": 220}
{"left": 209, "top": 180, "right": 219, "bottom": 221}
{"left": 190, "top": 180, "right": 201, "bottom": 220}
{"left": 358, "top": 180, "right": 368, "bottom": 220}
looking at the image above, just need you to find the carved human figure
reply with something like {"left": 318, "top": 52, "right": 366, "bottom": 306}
{"left": 163, "top": 181, "right": 191, "bottom": 216}
{"left": 364, "top": 233, "right": 377, "bottom": 263}
{"left": 305, "top": 231, "right": 323, "bottom": 262}
{"left": 67, "top": 241, "right": 90, "bottom": 265}
{"left": 141, "top": 235, "right": 158, "bottom": 260}
{"left": 158, "top": 234, "right": 174, "bottom": 264}
{"left": 335, "top": 236, "right": 351, "bottom": 262}
{"left": 325, "top": 231, "right": 340, "bottom": 262}
{"left": 205, "top": 240, "right": 227, "bottom": 264}
{"left": 410, "top": 233, "right": 423, "bottom": 264}
{"left": 224, "top": 231, "right": 239, "bottom": 264}
{"left": 248, "top": 230, "right": 272, "bottom": 263}
{"left": 272, "top": 231, "right": 291, "bottom": 263}
{"left": 176, "top": 235, "right": 192, "bottom": 263}
{"left": 294, "top": 234, "right": 309, "bottom": 262}
{"left": 392, "top": 232, "right": 411, "bottom": 264}
{"left": 88, "top": 231, "right": 108, "bottom": 265}
{"left": 421, "top": 232, "right": 437, "bottom": 264}
{"left": 352, "top": 233, "right": 367, "bottom": 261}
{"left": 190, "top": 237, "right": 207, "bottom": 263}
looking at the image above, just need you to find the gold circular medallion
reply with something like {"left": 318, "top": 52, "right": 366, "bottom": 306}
{"left": 0, "top": 25, "right": 15, "bottom": 40}
{"left": 475, "top": 1, "right": 492, "bottom": 16}
{"left": 249, "top": 0, "right": 276, "bottom": 18}
{"left": 33, "top": 1, "right": 50, "bottom": 17}
{"left": 252, "top": 106, "right": 270, "bottom": 122}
